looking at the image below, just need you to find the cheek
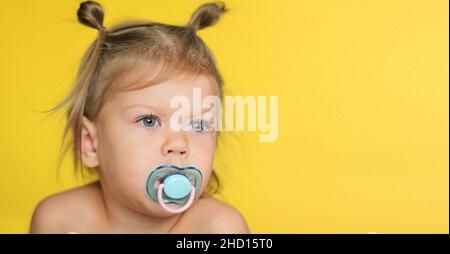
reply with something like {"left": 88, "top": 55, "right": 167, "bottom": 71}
{"left": 96, "top": 126, "right": 167, "bottom": 213}
{"left": 191, "top": 133, "right": 216, "bottom": 162}
{"left": 188, "top": 133, "right": 217, "bottom": 190}
{"left": 96, "top": 121, "right": 163, "bottom": 192}
{"left": 98, "top": 130, "right": 142, "bottom": 173}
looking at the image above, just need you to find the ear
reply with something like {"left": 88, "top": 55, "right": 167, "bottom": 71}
{"left": 80, "top": 116, "right": 99, "bottom": 168}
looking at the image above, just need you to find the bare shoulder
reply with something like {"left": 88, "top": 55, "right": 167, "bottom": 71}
{"left": 181, "top": 194, "right": 251, "bottom": 234}
{"left": 29, "top": 181, "right": 102, "bottom": 234}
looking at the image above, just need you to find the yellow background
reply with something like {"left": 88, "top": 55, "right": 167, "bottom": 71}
{"left": 0, "top": 0, "right": 448, "bottom": 233}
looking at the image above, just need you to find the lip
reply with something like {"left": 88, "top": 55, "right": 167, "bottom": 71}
{"left": 153, "top": 164, "right": 200, "bottom": 181}
{"left": 155, "top": 164, "right": 203, "bottom": 173}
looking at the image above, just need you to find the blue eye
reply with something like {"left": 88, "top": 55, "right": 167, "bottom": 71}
{"left": 189, "top": 120, "right": 211, "bottom": 133}
{"left": 137, "top": 115, "right": 160, "bottom": 128}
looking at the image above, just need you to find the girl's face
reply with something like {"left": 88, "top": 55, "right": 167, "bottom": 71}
{"left": 83, "top": 73, "right": 218, "bottom": 217}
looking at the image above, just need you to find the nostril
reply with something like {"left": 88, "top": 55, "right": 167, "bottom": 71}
{"left": 167, "top": 149, "right": 187, "bottom": 155}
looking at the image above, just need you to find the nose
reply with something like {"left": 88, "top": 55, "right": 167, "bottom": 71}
{"left": 161, "top": 132, "right": 189, "bottom": 159}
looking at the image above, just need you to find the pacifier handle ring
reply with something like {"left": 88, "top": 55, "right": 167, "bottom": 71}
{"left": 157, "top": 184, "right": 196, "bottom": 214}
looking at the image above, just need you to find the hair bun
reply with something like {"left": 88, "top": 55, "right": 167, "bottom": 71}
{"left": 187, "top": 2, "right": 227, "bottom": 31}
{"left": 77, "top": 1, "right": 105, "bottom": 30}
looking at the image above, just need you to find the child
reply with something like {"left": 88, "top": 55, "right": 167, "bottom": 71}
{"left": 30, "top": 1, "right": 249, "bottom": 234}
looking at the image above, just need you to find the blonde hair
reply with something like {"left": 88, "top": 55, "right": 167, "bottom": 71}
{"left": 51, "top": 1, "right": 227, "bottom": 194}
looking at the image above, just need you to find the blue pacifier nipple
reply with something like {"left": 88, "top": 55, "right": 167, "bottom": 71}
{"left": 163, "top": 174, "right": 192, "bottom": 199}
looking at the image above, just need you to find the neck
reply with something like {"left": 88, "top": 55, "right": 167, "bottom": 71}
{"left": 95, "top": 180, "right": 182, "bottom": 233}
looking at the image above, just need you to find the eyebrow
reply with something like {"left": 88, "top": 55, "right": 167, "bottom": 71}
{"left": 122, "top": 103, "right": 216, "bottom": 115}
{"left": 122, "top": 104, "right": 166, "bottom": 114}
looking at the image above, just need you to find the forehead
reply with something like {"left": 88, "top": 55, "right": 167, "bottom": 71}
{"left": 109, "top": 73, "right": 218, "bottom": 110}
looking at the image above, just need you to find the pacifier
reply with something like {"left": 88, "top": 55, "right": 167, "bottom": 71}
{"left": 146, "top": 164, "right": 202, "bottom": 214}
